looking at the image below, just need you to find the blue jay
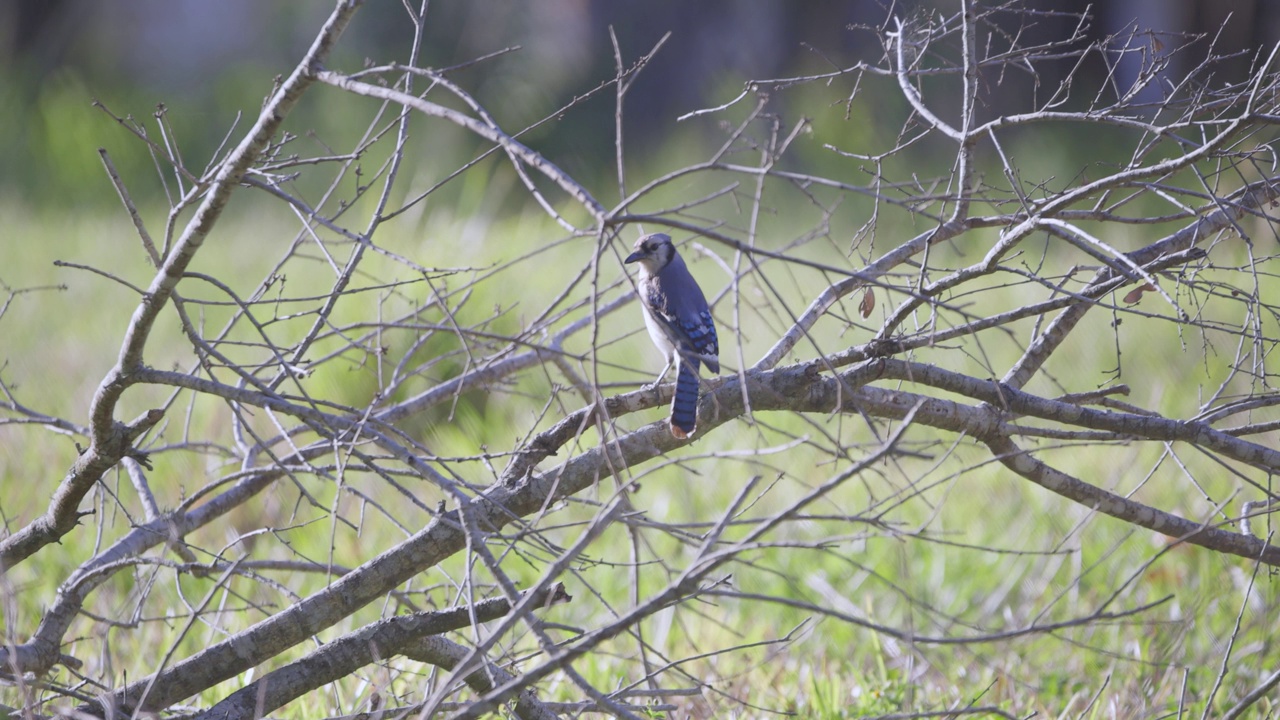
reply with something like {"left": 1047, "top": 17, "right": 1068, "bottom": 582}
{"left": 624, "top": 233, "right": 719, "bottom": 439}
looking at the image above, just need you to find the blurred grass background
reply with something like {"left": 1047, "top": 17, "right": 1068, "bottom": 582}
{"left": 2, "top": 2, "right": 1280, "bottom": 718}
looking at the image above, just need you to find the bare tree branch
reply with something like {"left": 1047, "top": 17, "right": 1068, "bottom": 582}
{"left": 4, "top": 2, "right": 1280, "bottom": 717}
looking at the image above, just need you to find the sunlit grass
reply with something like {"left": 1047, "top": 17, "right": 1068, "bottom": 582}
{"left": 1, "top": 189, "right": 1278, "bottom": 719}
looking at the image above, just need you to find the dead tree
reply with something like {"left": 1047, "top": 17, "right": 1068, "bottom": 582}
{"left": 2, "top": 1, "right": 1280, "bottom": 717}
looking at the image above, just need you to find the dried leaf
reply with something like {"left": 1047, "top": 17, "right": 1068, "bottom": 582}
{"left": 859, "top": 289, "right": 875, "bottom": 318}
{"left": 1122, "top": 283, "right": 1156, "bottom": 305}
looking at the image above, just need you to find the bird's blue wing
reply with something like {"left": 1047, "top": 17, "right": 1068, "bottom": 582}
{"left": 644, "top": 284, "right": 718, "bottom": 371}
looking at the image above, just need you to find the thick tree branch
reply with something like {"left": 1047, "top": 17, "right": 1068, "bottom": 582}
{"left": 191, "top": 584, "right": 570, "bottom": 720}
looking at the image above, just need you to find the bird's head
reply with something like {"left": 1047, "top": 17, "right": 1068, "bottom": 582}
{"left": 624, "top": 233, "right": 675, "bottom": 273}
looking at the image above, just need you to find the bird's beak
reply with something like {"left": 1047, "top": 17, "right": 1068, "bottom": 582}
{"left": 624, "top": 251, "right": 644, "bottom": 264}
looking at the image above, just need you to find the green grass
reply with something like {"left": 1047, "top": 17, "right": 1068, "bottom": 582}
{"left": 1, "top": 179, "right": 1279, "bottom": 720}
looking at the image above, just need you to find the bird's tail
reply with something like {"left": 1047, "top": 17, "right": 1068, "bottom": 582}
{"left": 669, "top": 357, "right": 700, "bottom": 439}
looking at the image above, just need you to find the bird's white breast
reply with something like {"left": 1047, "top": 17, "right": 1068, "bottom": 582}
{"left": 639, "top": 276, "right": 676, "bottom": 360}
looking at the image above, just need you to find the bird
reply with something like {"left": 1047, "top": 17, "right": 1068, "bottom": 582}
{"left": 624, "top": 233, "right": 719, "bottom": 439}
